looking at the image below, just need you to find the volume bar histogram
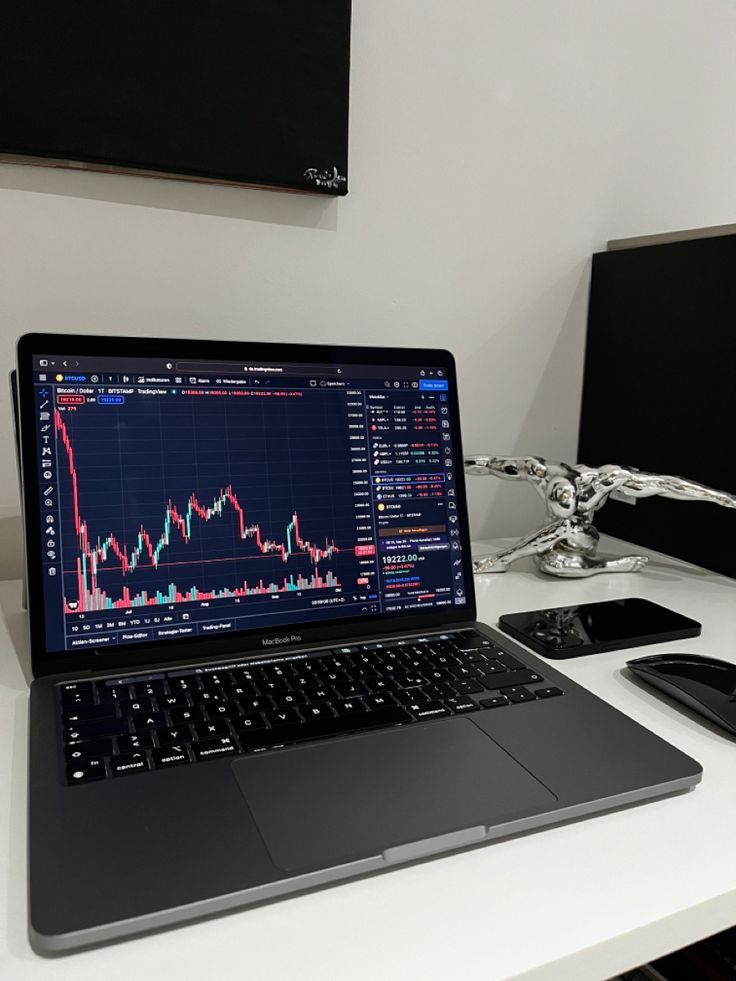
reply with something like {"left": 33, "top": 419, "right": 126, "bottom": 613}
{"left": 55, "top": 410, "right": 341, "bottom": 613}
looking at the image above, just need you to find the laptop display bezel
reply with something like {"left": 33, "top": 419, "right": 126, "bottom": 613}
{"left": 17, "top": 332, "right": 477, "bottom": 679}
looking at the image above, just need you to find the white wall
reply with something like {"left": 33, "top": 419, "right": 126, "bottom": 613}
{"left": 2, "top": 0, "right": 736, "bottom": 579}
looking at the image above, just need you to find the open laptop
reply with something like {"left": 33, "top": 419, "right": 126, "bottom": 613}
{"left": 16, "top": 332, "right": 701, "bottom": 955}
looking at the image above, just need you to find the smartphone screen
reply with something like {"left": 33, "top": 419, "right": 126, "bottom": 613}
{"left": 498, "top": 598, "right": 701, "bottom": 659}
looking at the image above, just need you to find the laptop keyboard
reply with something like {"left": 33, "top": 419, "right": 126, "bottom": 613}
{"left": 58, "top": 630, "right": 564, "bottom": 785}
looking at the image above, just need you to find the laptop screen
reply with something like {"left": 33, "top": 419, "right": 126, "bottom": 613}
{"left": 25, "top": 346, "right": 470, "bottom": 660}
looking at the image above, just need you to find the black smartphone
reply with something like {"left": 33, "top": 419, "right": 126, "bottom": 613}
{"left": 498, "top": 597, "right": 701, "bottom": 659}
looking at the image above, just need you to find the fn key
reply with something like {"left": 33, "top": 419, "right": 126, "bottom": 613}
{"left": 66, "top": 758, "right": 107, "bottom": 783}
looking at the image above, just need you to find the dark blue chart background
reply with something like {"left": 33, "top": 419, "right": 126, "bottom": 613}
{"left": 53, "top": 387, "right": 366, "bottom": 649}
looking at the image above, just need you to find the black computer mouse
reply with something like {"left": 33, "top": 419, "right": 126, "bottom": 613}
{"left": 626, "top": 653, "right": 736, "bottom": 737}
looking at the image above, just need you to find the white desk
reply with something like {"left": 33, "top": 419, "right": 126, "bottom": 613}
{"left": 1, "top": 538, "right": 735, "bottom": 980}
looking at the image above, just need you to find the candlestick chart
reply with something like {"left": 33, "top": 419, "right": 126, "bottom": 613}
{"left": 53, "top": 392, "right": 356, "bottom": 615}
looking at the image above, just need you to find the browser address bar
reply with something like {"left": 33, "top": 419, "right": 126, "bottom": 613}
{"left": 175, "top": 361, "right": 342, "bottom": 374}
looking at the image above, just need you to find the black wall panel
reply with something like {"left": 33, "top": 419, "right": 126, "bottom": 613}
{"left": 578, "top": 235, "right": 736, "bottom": 578}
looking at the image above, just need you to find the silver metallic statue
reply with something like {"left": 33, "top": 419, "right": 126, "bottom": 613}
{"left": 464, "top": 455, "right": 736, "bottom": 578}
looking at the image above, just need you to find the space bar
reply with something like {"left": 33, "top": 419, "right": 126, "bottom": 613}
{"left": 237, "top": 707, "right": 412, "bottom": 750}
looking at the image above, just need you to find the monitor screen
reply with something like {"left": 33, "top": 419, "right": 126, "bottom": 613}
{"left": 27, "top": 350, "right": 469, "bottom": 658}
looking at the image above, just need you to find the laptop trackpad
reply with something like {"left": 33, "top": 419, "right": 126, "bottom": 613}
{"left": 231, "top": 718, "right": 556, "bottom": 871}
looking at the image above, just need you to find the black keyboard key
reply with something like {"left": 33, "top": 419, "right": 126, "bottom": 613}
{"left": 457, "top": 650, "right": 485, "bottom": 664}
{"left": 352, "top": 651, "right": 377, "bottom": 667}
{"left": 449, "top": 664, "right": 482, "bottom": 679}
{"left": 60, "top": 682, "right": 95, "bottom": 705}
{"left": 131, "top": 680, "right": 168, "bottom": 698}
{"left": 402, "top": 644, "right": 428, "bottom": 658}
{"left": 272, "top": 691, "right": 308, "bottom": 709}
{"left": 381, "top": 650, "right": 408, "bottom": 665}
{"left": 412, "top": 701, "right": 452, "bottom": 720}
{"left": 370, "top": 676, "right": 398, "bottom": 692}
{"left": 425, "top": 640, "right": 458, "bottom": 656}
{"left": 238, "top": 706, "right": 411, "bottom": 751}
{"left": 111, "top": 752, "right": 150, "bottom": 776}
{"left": 194, "top": 720, "right": 231, "bottom": 739}
{"left": 120, "top": 698, "right": 154, "bottom": 716}
{"left": 155, "top": 726, "right": 192, "bottom": 745}
{"left": 444, "top": 697, "right": 479, "bottom": 713}
{"left": 117, "top": 732, "right": 154, "bottom": 752}
{"left": 363, "top": 693, "right": 397, "bottom": 710}
{"left": 152, "top": 745, "right": 191, "bottom": 768}
{"left": 423, "top": 683, "right": 456, "bottom": 700}
{"left": 395, "top": 687, "right": 430, "bottom": 705}
{"left": 205, "top": 703, "right": 238, "bottom": 719}
{"left": 65, "top": 738, "right": 113, "bottom": 761}
{"left": 479, "top": 696, "right": 509, "bottom": 709}
{"left": 401, "top": 673, "right": 428, "bottom": 688}
{"left": 60, "top": 690, "right": 92, "bottom": 709}
{"left": 498, "top": 654, "right": 527, "bottom": 671}
{"left": 193, "top": 736, "right": 238, "bottom": 760}
{"left": 168, "top": 676, "right": 201, "bottom": 693}
{"left": 265, "top": 708, "right": 302, "bottom": 726}
{"left": 191, "top": 689, "right": 227, "bottom": 705}
{"left": 450, "top": 679, "right": 483, "bottom": 695}
{"left": 505, "top": 689, "right": 537, "bottom": 703}
{"left": 301, "top": 703, "right": 336, "bottom": 720}
{"left": 132, "top": 711, "right": 167, "bottom": 730}
{"left": 169, "top": 705, "right": 204, "bottom": 725}
{"left": 200, "top": 672, "right": 232, "bottom": 689}
{"left": 259, "top": 679, "right": 292, "bottom": 694}
{"left": 225, "top": 682, "right": 258, "bottom": 700}
{"left": 231, "top": 714, "right": 268, "bottom": 733}
{"left": 303, "top": 685, "right": 334, "bottom": 703}
{"left": 260, "top": 665, "right": 293, "bottom": 682}
{"left": 224, "top": 687, "right": 254, "bottom": 706}
{"left": 64, "top": 718, "right": 130, "bottom": 743}
{"left": 480, "top": 659, "right": 508, "bottom": 675}
{"left": 240, "top": 695, "right": 275, "bottom": 713}
{"left": 483, "top": 670, "right": 544, "bottom": 691}
{"left": 62, "top": 704, "right": 117, "bottom": 724}
{"left": 332, "top": 680, "right": 369, "bottom": 698}
{"left": 319, "top": 670, "right": 349, "bottom": 686}
{"left": 322, "top": 654, "right": 354, "bottom": 672}
{"left": 97, "top": 684, "right": 132, "bottom": 704}
{"left": 158, "top": 693, "right": 190, "bottom": 710}
{"left": 535, "top": 687, "right": 564, "bottom": 698}
{"left": 66, "top": 758, "right": 107, "bottom": 783}
{"left": 333, "top": 698, "right": 366, "bottom": 716}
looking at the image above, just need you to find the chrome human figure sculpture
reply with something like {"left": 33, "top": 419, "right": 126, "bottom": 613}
{"left": 464, "top": 455, "right": 736, "bottom": 578}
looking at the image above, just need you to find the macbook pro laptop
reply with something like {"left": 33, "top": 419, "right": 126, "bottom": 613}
{"left": 15, "top": 333, "right": 701, "bottom": 954}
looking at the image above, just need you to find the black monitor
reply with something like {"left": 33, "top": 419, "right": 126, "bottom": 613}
{"left": 578, "top": 233, "right": 736, "bottom": 578}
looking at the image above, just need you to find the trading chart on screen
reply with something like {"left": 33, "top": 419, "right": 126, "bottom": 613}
{"left": 31, "top": 354, "right": 467, "bottom": 654}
